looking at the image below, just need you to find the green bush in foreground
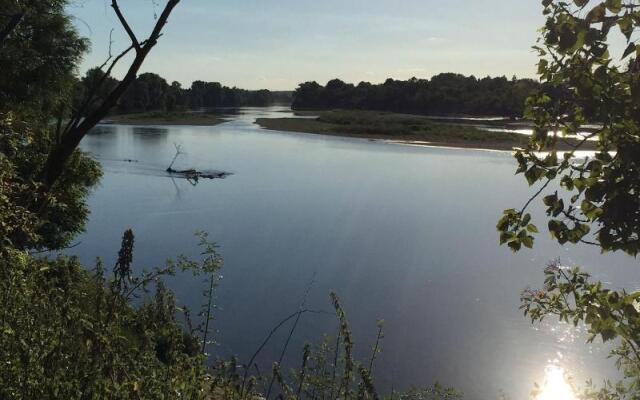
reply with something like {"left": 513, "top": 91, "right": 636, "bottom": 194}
{"left": 0, "top": 231, "right": 222, "bottom": 399}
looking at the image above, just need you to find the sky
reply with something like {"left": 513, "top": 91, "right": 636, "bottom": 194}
{"left": 69, "top": 1, "right": 546, "bottom": 90}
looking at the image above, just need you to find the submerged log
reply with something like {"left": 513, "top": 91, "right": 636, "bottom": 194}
{"left": 166, "top": 167, "right": 229, "bottom": 180}
{"left": 165, "top": 143, "right": 230, "bottom": 182}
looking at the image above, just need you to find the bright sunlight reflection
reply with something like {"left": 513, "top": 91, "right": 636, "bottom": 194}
{"left": 536, "top": 365, "right": 577, "bottom": 400}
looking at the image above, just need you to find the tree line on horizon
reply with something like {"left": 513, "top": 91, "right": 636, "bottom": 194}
{"left": 78, "top": 68, "right": 543, "bottom": 119}
{"left": 77, "top": 68, "right": 293, "bottom": 115}
{"left": 292, "top": 74, "right": 541, "bottom": 118}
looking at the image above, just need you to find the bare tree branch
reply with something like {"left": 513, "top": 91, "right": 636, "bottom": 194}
{"left": 63, "top": 42, "right": 138, "bottom": 137}
{"left": 111, "top": 0, "right": 140, "bottom": 51}
{"left": 40, "top": 0, "right": 180, "bottom": 190}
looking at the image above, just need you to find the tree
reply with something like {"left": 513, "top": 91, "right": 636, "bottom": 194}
{"left": 0, "top": 0, "right": 181, "bottom": 251}
{"left": 166, "top": 81, "right": 186, "bottom": 111}
{"left": 40, "top": 0, "right": 180, "bottom": 191}
{"left": 0, "top": 0, "right": 99, "bottom": 250}
{"left": 138, "top": 73, "right": 169, "bottom": 110}
{"left": 0, "top": 0, "right": 86, "bottom": 118}
{"left": 291, "top": 75, "right": 538, "bottom": 117}
{"left": 78, "top": 68, "right": 120, "bottom": 115}
{"left": 498, "top": 1, "right": 640, "bottom": 397}
{"left": 292, "top": 81, "right": 326, "bottom": 110}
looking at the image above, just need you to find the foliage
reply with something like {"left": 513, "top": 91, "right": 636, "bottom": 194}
{"left": 257, "top": 110, "right": 534, "bottom": 149}
{"left": 0, "top": 0, "right": 87, "bottom": 119}
{"left": 316, "top": 110, "right": 527, "bottom": 142}
{"left": 498, "top": 1, "right": 640, "bottom": 398}
{"left": 522, "top": 260, "right": 640, "bottom": 399}
{"left": 497, "top": 0, "right": 640, "bottom": 255}
{"left": 0, "top": 1, "right": 101, "bottom": 251}
{"left": 0, "top": 112, "right": 101, "bottom": 251}
{"left": 292, "top": 75, "right": 540, "bottom": 118}
{"left": 394, "top": 384, "right": 463, "bottom": 400}
{"left": 0, "top": 230, "right": 222, "bottom": 399}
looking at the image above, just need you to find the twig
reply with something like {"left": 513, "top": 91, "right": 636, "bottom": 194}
{"left": 368, "top": 322, "right": 384, "bottom": 372}
{"left": 167, "top": 143, "right": 184, "bottom": 170}
{"left": 201, "top": 272, "right": 216, "bottom": 355}
{"left": 28, "top": 241, "right": 82, "bottom": 255}
{"left": 265, "top": 272, "right": 317, "bottom": 398}
{"left": 111, "top": 0, "right": 140, "bottom": 51}
{"left": 520, "top": 178, "right": 552, "bottom": 216}
{"left": 329, "top": 328, "right": 341, "bottom": 400}
{"left": 64, "top": 42, "right": 138, "bottom": 136}
{"left": 240, "top": 308, "right": 331, "bottom": 396}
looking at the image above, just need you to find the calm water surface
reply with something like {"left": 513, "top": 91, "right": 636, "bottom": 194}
{"left": 70, "top": 106, "right": 637, "bottom": 399}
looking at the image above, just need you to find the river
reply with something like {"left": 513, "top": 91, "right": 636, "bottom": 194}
{"left": 70, "top": 106, "right": 637, "bottom": 399}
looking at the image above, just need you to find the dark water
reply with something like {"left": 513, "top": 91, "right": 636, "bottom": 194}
{"left": 70, "top": 106, "right": 637, "bottom": 399}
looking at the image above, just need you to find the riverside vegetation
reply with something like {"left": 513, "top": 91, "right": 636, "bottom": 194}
{"left": 256, "top": 110, "right": 529, "bottom": 150}
{"left": 77, "top": 68, "right": 293, "bottom": 116}
{"left": 2, "top": 0, "right": 640, "bottom": 400}
{"left": 256, "top": 110, "right": 597, "bottom": 150}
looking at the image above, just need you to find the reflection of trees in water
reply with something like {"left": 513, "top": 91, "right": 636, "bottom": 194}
{"left": 132, "top": 126, "right": 169, "bottom": 136}
{"left": 131, "top": 127, "right": 169, "bottom": 146}
{"left": 87, "top": 126, "right": 116, "bottom": 135}
{"left": 200, "top": 107, "right": 241, "bottom": 116}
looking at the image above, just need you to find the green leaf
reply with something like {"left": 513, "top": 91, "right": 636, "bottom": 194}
{"left": 499, "top": 232, "right": 512, "bottom": 245}
{"left": 537, "top": 59, "right": 549, "bottom": 74}
{"left": 586, "top": 3, "right": 606, "bottom": 23}
{"left": 508, "top": 240, "right": 522, "bottom": 252}
{"left": 618, "top": 14, "right": 634, "bottom": 40}
{"left": 543, "top": 193, "right": 558, "bottom": 207}
{"left": 581, "top": 199, "right": 603, "bottom": 220}
{"left": 522, "top": 236, "right": 534, "bottom": 249}
{"left": 559, "top": 26, "right": 578, "bottom": 51}
{"left": 605, "top": 0, "right": 621, "bottom": 13}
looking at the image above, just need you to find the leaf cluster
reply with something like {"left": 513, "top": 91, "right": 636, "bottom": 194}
{"left": 499, "top": 0, "right": 640, "bottom": 255}
{"left": 522, "top": 259, "right": 640, "bottom": 398}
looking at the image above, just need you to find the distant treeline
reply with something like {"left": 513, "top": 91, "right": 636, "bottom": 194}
{"left": 76, "top": 68, "right": 292, "bottom": 115}
{"left": 292, "top": 74, "right": 541, "bottom": 118}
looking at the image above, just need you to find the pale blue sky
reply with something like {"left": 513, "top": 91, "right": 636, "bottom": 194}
{"left": 69, "top": 1, "right": 545, "bottom": 90}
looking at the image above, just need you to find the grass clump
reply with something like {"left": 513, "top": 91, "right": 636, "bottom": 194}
{"left": 257, "top": 110, "right": 530, "bottom": 149}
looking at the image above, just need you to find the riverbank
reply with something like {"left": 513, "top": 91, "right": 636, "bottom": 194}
{"left": 256, "top": 110, "right": 594, "bottom": 151}
{"left": 103, "top": 111, "right": 227, "bottom": 126}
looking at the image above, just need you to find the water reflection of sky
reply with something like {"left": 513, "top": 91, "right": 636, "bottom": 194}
{"left": 73, "top": 107, "right": 635, "bottom": 400}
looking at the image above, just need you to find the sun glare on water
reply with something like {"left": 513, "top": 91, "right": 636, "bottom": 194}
{"left": 535, "top": 365, "right": 577, "bottom": 400}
